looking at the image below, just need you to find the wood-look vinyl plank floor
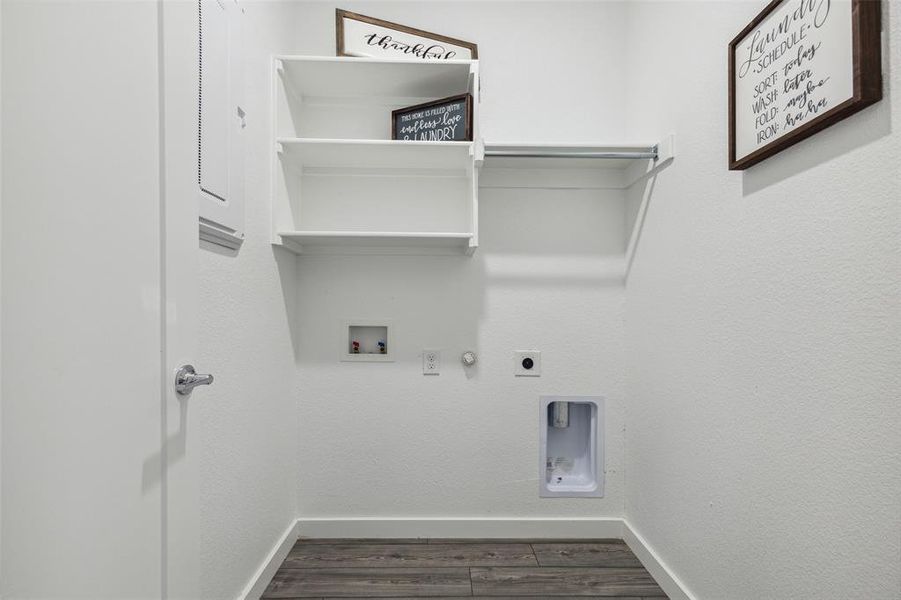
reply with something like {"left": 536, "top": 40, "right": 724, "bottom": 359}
{"left": 320, "top": 597, "right": 654, "bottom": 599}
{"left": 263, "top": 539, "right": 669, "bottom": 599}
{"left": 470, "top": 567, "right": 666, "bottom": 597}
{"left": 532, "top": 542, "right": 644, "bottom": 568}
{"left": 284, "top": 543, "right": 538, "bottom": 569}
{"left": 262, "top": 568, "right": 472, "bottom": 598}
{"left": 297, "top": 538, "right": 430, "bottom": 545}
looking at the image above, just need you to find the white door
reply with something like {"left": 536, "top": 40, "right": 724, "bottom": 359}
{"left": 1, "top": 1, "right": 206, "bottom": 597}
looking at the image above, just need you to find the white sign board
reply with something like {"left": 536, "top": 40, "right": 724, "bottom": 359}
{"left": 729, "top": 0, "right": 882, "bottom": 170}
{"left": 336, "top": 10, "right": 477, "bottom": 61}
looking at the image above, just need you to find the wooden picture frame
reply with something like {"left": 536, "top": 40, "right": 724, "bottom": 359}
{"left": 728, "top": 0, "right": 882, "bottom": 170}
{"left": 336, "top": 9, "right": 478, "bottom": 61}
{"left": 391, "top": 94, "right": 473, "bottom": 142}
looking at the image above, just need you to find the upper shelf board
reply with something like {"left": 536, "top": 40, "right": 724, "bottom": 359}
{"left": 276, "top": 55, "right": 476, "bottom": 100}
{"left": 277, "top": 138, "right": 474, "bottom": 173}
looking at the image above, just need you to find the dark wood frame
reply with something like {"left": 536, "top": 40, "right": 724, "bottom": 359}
{"left": 391, "top": 94, "right": 473, "bottom": 142}
{"left": 728, "top": 0, "right": 882, "bottom": 170}
{"left": 336, "top": 9, "right": 479, "bottom": 60}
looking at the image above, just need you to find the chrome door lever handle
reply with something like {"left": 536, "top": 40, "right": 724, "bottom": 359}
{"left": 175, "top": 364, "right": 214, "bottom": 395}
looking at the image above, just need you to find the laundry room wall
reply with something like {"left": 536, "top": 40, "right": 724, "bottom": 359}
{"left": 622, "top": 1, "right": 901, "bottom": 598}
{"left": 284, "top": 1, "right": 633, "bottom": 525}
{"left": 196, "top": 3, "right": 302, "bottom": 598}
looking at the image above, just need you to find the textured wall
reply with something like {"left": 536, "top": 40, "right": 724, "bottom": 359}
{"left": 295, "top": 189, "right": 627, "bottom": 519}
{"left": 285, "top": 1, "right": 630, "bottom": 143}
{"left": 287, "top": 1, "right": 631, "bottom": 521}
{"left": 623, "top": 2, "right": 901, "bottom": 599}
{"left": 196, "top": 4, "right": 300, "bottom": 599}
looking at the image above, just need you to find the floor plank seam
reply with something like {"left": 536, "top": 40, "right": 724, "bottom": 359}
{"left": 528, "top": 542, "right": 539, "bottom": 567}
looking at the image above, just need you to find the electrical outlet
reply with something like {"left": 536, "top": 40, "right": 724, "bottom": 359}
{"left": 423, "top": 349, "right": 441, "bottom": 375}
{"left": 514, "top": 351, "right": 541, "bottom": 376}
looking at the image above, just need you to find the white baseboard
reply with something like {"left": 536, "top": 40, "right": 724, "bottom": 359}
{"left": 238, "top": 519, "right": 301, "bottom": 600}
{"left": 238, "top": 517, "right": 694, "bottom": 600}
{"left": 296, "top": 517, "right": 625, "bottom": 539}
{"left": 622, "top": 519, "right": 696, "bottom": 600}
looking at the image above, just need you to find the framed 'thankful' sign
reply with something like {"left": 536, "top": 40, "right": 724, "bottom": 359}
{"left": 336, "top": 9, "right": 478, "bottom": 61}
{"left": 728, "top": 0, "right": 882, "bottom": 170}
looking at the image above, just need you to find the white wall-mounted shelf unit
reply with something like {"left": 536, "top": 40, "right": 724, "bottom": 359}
{"left": 271, "top": 56, "right": 480, "bottom": 255}
{"left": 479, "top": 136, "right": 675, "bottom": 190}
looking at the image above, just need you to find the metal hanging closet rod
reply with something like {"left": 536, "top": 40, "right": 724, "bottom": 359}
{"left": 483, "top": 145, "right": 659, "bottom": 161}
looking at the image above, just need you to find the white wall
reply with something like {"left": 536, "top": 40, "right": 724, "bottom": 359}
{"left": 295, "top": 189, "right": 627, "bottom": 521}
{"left": 286, "top": 1, "right": 631, "bottom": 522}
{"left": 196, "top": 3, "right": 300, "bottom": 599}
{"left": 623, "top": 2, "right": 901, "bottom": 599}
{"left": 286, "top": 1, "right": 629, "bottom": 143}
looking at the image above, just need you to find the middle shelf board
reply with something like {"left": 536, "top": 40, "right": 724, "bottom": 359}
{"left": 277, "top": 138, "right": 474, "bottom": 173}
{"left": 278, "top": 231, "right": 475, "bottom": 255}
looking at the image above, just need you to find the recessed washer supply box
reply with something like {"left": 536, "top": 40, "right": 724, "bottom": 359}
{"left": 341, "top": 320, "right": 393, "bottom": 362}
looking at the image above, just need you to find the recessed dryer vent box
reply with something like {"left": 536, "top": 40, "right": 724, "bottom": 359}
{"left": 539, "top": 396, "right": 603, "bottom": 498}
{"left": 341, "top": 320, "right": 393, "bottom": 362}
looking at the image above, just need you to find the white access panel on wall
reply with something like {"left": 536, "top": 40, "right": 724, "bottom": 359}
{"left": 199, "top": 0, "right": 245, "bottom": 249}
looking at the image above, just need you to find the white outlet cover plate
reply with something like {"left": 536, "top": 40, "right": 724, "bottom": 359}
{"left": 423, "top": 349, "right": 441, "bottom": 375}
{"left": 514, "top": 351, "right": 541, "bottom": 376}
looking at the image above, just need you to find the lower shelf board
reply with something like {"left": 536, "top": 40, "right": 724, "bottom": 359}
{"left": 277, "top": 231, "right": 476, "bottom": 255}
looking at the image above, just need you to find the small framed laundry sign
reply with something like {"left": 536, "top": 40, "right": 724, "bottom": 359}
{"left": 392, "top": 94, "right": 473, "bottom": 142}
{"left": 728, "top": 0, "right": 882, "bottom": 170}
{"left": 336, "top": 9, "right": 478, "bottom": 61}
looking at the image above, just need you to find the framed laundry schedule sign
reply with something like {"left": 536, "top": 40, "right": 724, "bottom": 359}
{"left": 728, "top": 0, "right": 882, "bottom": 170}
